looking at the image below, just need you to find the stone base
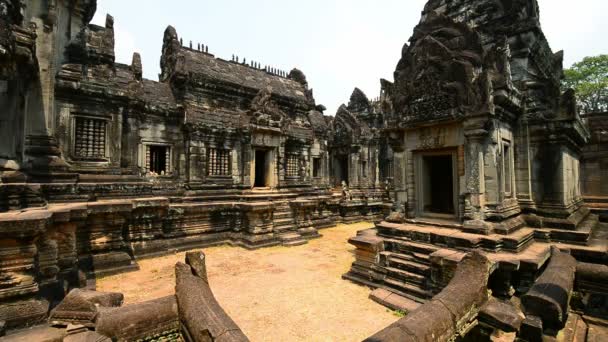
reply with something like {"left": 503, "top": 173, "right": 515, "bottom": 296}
{"left": 0, "top": 299, "right": 49, "bottom": 331}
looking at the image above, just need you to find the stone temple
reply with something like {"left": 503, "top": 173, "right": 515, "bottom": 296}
{"left": 0, "top": 0, "right": 607, "bottom": 341}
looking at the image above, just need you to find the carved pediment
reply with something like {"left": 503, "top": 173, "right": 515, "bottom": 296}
{"left": 249, "top": 86, "right": 288, "bottom": 129}
{"left": 347, "top": 88, "right": 371, "bottom": 113}
{"left": 331, "top": 105, "right": 372, "bottom": 146}
{"left": 392, "top": 11, "right": 494, "bottom": 124}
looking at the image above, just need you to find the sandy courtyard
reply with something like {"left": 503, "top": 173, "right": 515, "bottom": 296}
{"left": 96, "top": 222, "right": 399, "bottom": 341}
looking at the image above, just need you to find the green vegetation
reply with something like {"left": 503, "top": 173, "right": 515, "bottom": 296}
{"left": 562, "top": 54, "right": 608, "bottom": 114}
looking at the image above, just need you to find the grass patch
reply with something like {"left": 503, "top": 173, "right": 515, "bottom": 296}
{"left": 393, "top": 310, "right": 407, "bottom": 318}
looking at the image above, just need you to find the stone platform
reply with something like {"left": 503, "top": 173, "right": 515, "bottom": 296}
{"left": 344, "top": 218, "right": 607, "bottom": 306}
{"left": 0, "top": 186, "right": 389, "bottom": 332}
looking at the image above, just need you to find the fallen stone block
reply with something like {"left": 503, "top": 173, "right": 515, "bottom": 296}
{"left": 479, "top": 297, "right": 524, "bottom": 333}
{"left": 0, "top": 299, "right": 49, "bottom": 331}
{"left": 576, "top": 262, "right": 608, "bottom": 294}
{"left": 63, "top": 330, "right": 110, "bottom": 342}
{"left": 176, "top": 251, "right": 249, "bottom": 342}
{"left": 522, "top": 247, "right": 577, "bottom": 332}
{"left": 96, "top": 295, "right": 178, "bottom": 341}
{"left": 0, "top": 325, "right": 65, "bottom": 342}
{"left": 519, "top": 316, "right": 543, "bottom": 342}
{"left": 49, "top": 289, "right": 123, "bottom": 327}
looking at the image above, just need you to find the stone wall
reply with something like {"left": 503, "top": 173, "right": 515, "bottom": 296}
{"left": 581, "top": 112, "right": 608, "bottom": 220}
{"left": 0, "top": 190, "right": 381, "bottom": 331}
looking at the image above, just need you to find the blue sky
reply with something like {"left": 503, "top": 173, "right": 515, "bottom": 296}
{"left": 92, "top": 0, "right": 608, "bottom": 115}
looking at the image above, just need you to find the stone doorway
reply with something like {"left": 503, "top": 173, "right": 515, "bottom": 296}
{"left": 416, "top": 152, "right": 458, "bottom": 218}
{"left": 254, "top": 149, "right": 271, "bottom": 188}
{"left": 334, "top": 156, "right": 349, "bottom": 186}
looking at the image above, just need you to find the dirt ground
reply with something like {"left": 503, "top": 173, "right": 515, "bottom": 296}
{"left": 96, "top": 222, "right": 399, "bottom": 342}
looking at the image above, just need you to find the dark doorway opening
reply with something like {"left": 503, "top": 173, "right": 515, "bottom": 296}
{"left": 149, "top": 145, "right": 168, "bottom": 175}
{"left": 254, "top": 150, "right": 268, "bottom": 188}
{"left": 335, "top": 156, "right": 349, "bottom": 186}
{"left": 313, "top": 158, "right": 321, "bottom": 178}
{"left": 422, "top": 155, "right": 454, "bottom": 214}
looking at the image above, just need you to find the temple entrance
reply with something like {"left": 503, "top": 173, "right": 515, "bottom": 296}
{"left": 334, "top": 156, "right": 349, "bottom": 186}
{"left": 417, "top": 152, "right": 457, "bottom": 217}
{"left": 254, "top": 149, "right": 270, "bottom": 188}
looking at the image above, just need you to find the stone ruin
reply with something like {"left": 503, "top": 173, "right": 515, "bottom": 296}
{"left": 0, "top": 0, "right": 607, "bottom": 341}
{"left": 1, "top": 251, "right": 249, "bottom": 341}
{"left": 0, "top": 0, "right": 392, "bottom": 335}
{"left": 344, "top": 0, "right": 608, "bottom": 341}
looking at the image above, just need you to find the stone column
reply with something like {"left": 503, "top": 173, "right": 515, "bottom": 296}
{"left": 388, "top": 131, "right": 407, "bottom": 211}
{"left": 463, "top": 129, "right": 491, "bottom": 233}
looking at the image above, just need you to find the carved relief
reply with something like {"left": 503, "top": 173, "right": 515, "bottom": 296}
{"left": 417, "top": 127, "right": 448, "bottom": 150}
{"left": 391, "top": 11, "right": 497, "bottom": 124}
{"left": 249, "top": 87, "right": 288, "bottom": 129}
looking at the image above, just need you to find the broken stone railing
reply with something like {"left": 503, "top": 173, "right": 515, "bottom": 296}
{"left": 521, "top": 247, "right": 577, "bottom": 338}
{"left": 575, "top": 261, "right": 608, "bottom": 319}
{"left": 176, "top": 251, "right": 249, "bottom": 342}
{"left": 364, "top": 251, "right": 492, "bottom": 342}
{"left": 5, "top": 251, "right": 248, "bottom": 341}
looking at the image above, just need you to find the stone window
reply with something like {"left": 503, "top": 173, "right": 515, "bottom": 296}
{"left": 286, "top": 154, "right": 299, "bottom": 177}
{"left": 74, "top": 117, "right": 107, "bottom": 159}
{"left": 208, "top": 148, "right": 231, "bottom": 176}
{"left": 313, "top": 158, "right": 322, "bottom": 178}
{"left": 146, "top": 145, "right": 171, "bottom": 175}
{"left": 502, "top": 141, "right": 512, "bottom": 196}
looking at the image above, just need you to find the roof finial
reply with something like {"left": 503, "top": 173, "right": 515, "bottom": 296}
{"left": 205, "top": 46, "right": 208, "bottom": 53}
{"left": 180, "top": 38, "right": 183, "bottom": 46}
{"left": 197, "top": 43, "right": 201, "bottom": 51}
{"left": 189, "top": 40, "right": 192, "bottom": 49}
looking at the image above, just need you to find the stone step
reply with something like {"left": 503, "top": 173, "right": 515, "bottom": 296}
{"left": 282, "top": 239, "right": 307, "bottom": 247}
{"left": 369, "top": 288, "right": 423, "bottom": 312}
{"left": 384, "top": 267, "right": 426, "bottom": 285}
{"left": 386, "top": 257, "right": 430, "bottom": 276}
{"left": 384, "top": 277, "right": 432, "bottom": 301}
{"left": 386, "top": 239, "right": 440, "bottom": 255}
{"left": 274, "top": 218, "right": 295, "bottom": 225}
{"left": 412, "top": 252, "right": 431, "bottom": 263}
{"left": 274, "top": 212, "right": 293, "bottom": 219}
{"left": 497, "top": 228, "right": 536, "bottom": 252}
{"left": 535, "top": 215, "right": 598, "bottom": 245}
{"left": 278, "top": 232, "right": 307, "bottom": 247}
{"left": 279, "top": 232, "right": 302, "bottom": 241}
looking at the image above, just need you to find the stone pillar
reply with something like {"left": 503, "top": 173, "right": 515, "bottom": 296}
{"left": 240, "top": 133, "right": 252, "bottom": 187}
{"left": 374, "top": 144, "right": 380, "bottom": 187}
{"left": 463, "top": 129, "right": 492, "bottom": 233}
{"left": 388, "top": 131, "right": 407, "bottom": 212}
{"left": 350, "top": 151, "right": 358, "bottom": 187}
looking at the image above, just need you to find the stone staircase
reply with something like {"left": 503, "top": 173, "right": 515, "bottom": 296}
{"left": 534, "top": 213, "right": 601, "bottom": 245}
{"left": 273, "top": 200, "right": 307, "bottom": 246}
{"left": 375, "top": 240, "right": 437, "bottom": 303}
